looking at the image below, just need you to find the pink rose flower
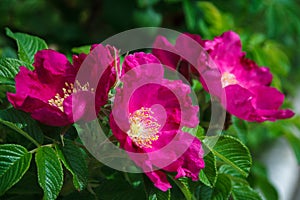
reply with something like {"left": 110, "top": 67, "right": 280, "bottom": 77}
{"left": 8, "top": 45, "right": 117, "bottom": 126}
{"left": 110, "top": 52, "right": 204, "bottom": 191}
{"left": 200, "top": 31, "right": 294, "bottom": 122}
{"left": 153, "top": 31, "right": 294, "bottom": 122}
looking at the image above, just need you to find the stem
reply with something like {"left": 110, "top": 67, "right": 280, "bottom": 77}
{"left": 60, "top": 125, "right": 72, "bottom": 146}
{"left": 44, "top": 135, "right": 57, "bottom": 143}
{"left": 29, "top": 143, "right": 54, "bottom": 153}
{"left": 0, "top": 118, "right": 40, "bottom": 147}
{"left": 110, "top": 48, "right": 122, "bottom": 91}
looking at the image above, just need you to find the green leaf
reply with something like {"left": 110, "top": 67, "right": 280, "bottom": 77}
{"left": 254, "top": 176, "right": 278, "bottom": 200}
{"left": 0, "top": 76, "right": 15, "bottom": 85}
{"left": 171, "top": 177, "right": 192, "bottom": 200}
{"left": 197, "top": 1, "right": 233, "bottom": 36}
{"left": 203, "top": 136, "right": 252, "bottom": 177}
{"left": 182, "top": 125, "right": 205, "bottom": 139}
{"left": 284, "top": 130, "right": 300, "bottom": 164}
{"left": 56, "top": 139, "right": 88, "bottom": 191}
{"left": 133, "top": 8, "right": 162, "bottom": 27}
{"left": 199, "top": 174, "right": 231, "bottom": 200}
{"left": 6, "top": 28, "right": 48, "bottom": 64}
{"left": 0, "top": 58, "right": 33, "bottom": 79}
{"left": 137, "top": 0, "right": 160, "bottom": 8}
{"left": 35, "top": 146, "right": 63, "bottom": 200}
{"left": 147, "top": 184, "right": 171, "bottom": 200}
{"left": 0, "top": 108, "right": 44, "bottom": 144}
{"left": 218, "top": 165, "right": 248, "bottom": 185}
{"left": 232, "top": 116, "right": 248, "bottom": 144}
{"left": 262, "top": 41, "right": 290, "bottom": 76}
{"left": 143, "top": 173, "right": 171, "bottom": 200}
{"left": 183, "top": 0, "right": 196, "bottom": 31}
{"left": 4, "top": 170, "right": 42, "bottom": 195}
{"left": 232, "top": 185, "right": 262, "bottom": 200}
{"left": 199, "top": 151, "right": 217, "bottom": 187}
{"left": 149, "top": 189, "right": 171, "bottom": 200}
{"left": 0, "top": 144, "right": 32, "bottom": 195}
{"left": 71, "top": 45, "right": 91, "bottom": 54}
{"left": 0, "top": 118, "right": 40, "bottom": 147}
{"left": 251, "top": 162, "right": 278, "bottom": 200}
{"left": 95, "top": 172, "right": 146, "bottom": 200}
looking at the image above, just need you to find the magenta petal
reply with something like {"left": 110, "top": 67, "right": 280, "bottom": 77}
{"left": 10, "top": 66, "right": 56, "bottom": 102}
{"left": 256, "top": 109, "right": 295, "bottom": 121}
{"left": 72, "top": 53, "right": 87, "bottom": 71}
{"left": 145, "top": 171, "right": 172, "bottom": 191}
{"left": 110, "top": 51, "right": 204, "bottom": 191}
{"left": 174, "top": 33, "right": 204, "bottom": 69}
{"left": 224, "top": 85, "right": 255, "bottom": 120}
{"left": 33, "top": 49, "right": 75, "bottom": 81}
{"left": 160, "top": 131, "right": 204, "bottom": 181}
{"left": 31, "top": 104, "right": 70, "bottom": 126}
{"left": 63, "top": 91, "right": 97, "bottom": 123}
{"left": 173, "top": 136, "right": 205, "bottom": 181}
{"left": 123, "top": 52, "right": 160, "bottom": 74}
{"left": 9, "top": 46, "right": 117, "bottom": 126}
{"left": 203, "top": 31, "right": 244, "bottom": 72}
{"left": 250, "top": 86, "right": 284, "bottom": 110}
{"left": 152, "top": 36, "right": 180, "bottom": 70}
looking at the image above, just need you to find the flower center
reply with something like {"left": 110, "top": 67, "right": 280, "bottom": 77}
{"left": 48, "top": 81, "right": 94, "bottom": 112}
{"left": 221, "top": 72, "right": 238, "bottom": 88}
{"left": 127, "top": 107, "right": 161, "bottom": 148}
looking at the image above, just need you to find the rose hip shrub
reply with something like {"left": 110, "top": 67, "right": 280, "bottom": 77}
{"left": 0, "top": 28, "right": 295, "bottom": 200}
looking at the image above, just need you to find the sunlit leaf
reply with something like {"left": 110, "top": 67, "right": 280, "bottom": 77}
{"left": 6, "top": 28, "right": 47, "bottom": 64}
{"left": 203, "top": 135, "right": 252, "bottom": 177}
{"left": 35, "top": 146, "right": 63, "bottom": 200}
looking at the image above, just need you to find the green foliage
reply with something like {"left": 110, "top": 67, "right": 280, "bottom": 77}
{"left": 231, "top": 116, "right": 248, "bottom": 144}
{"left": 231, "top": 185, "right": 262, "bottom": 200}
{"left": 0, "top": 58, "right": 32, "bottom": 78}
{"left": 71, "top": 45, "right": 91, "bottom": 54}
{"left": 0, "top": 108, "right": 44, "bottom": 145}
{"left": 5, "top": 28, "right": 48, "bottom": 64}
{"left": 284, "top": 129, "right": 300, "bottom": 164}
{"left": 251, "top": 162, "right": 279, "bottom": 200}
{"left": 0, "top": 144, "right": 32, "bottom": 195}
{"left": 35, "top": 146, "right": 63, "bottom": 200}
{"left": 0, "top": 58, "right": 32, "bottom": 103}
{"left": 56, "top": 139, "right": 88, "bottom": 191}
{"left": 199, "top": 174, "right": 231, "bottom": 200}
{"left": 203, "top": 136, "right": 252, "bottom": 177}
{"left": 199, "top": 151, "right": 217, "bottom": 187}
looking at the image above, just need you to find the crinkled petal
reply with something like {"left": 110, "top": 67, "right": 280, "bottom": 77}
{"left": 33, "top": 49, "right": 75, "bottom": 82}
{"left": 145, "top": 170, "right": 171, "bottom": 192}
{"left": 202, "top": 31, "right": 245, "bottom": 72}
{"left": 123, "top": 52, "right": 160, "bottom": 74}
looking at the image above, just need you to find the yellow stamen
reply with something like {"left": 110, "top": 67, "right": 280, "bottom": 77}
{"left": 221, "top": 72, "right": 238, "bottom": 88}
{"left": 48, "top": 81, "right": 94, "bottom": 112}
{"left": 127, "top": 107, "right": 161, "bottom": 148}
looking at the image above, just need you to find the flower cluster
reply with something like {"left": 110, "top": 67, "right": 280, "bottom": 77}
{"left": 153, "top": 31, "right": 294, "bottom": 122}
{"left": 7, "top": 30, "right": 294, "bottom": 191}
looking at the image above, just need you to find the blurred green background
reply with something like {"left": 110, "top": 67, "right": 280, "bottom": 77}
{"left": 0, "top": 0, "right": 300, "bottom": 199}
{"left": 1, "top": 0, "right": 300, "bottom": 86}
